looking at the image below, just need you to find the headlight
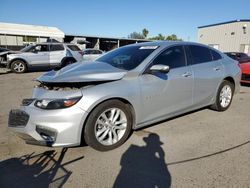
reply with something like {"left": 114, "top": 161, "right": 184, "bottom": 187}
{"left": 34, "top": 97, "right": 81, "bottom": 109}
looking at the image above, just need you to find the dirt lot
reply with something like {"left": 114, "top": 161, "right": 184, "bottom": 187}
{"left": 0, "top": 71, "right": 250, "bottom": 188}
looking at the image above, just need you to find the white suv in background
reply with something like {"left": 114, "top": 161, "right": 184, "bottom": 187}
{"left": 7, "top": 43, "right": 83, "bottom": 73}
{"left": 82, "top": 49, "right": 104, "bottom": 61}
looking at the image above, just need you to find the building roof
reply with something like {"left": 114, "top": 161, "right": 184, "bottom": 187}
{"left": 0, "top": 22, "right": 64, "bottom": 38}
{"left": 198, "top": 19, "right": 250, "bottom": 29}
{"left": 65, "top": 34, "right": 151, "bottom": 41}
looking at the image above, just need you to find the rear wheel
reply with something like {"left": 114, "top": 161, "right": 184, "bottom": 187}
{"left": 211, "top": 80, "right": 234, "bottom": 111}
{"left": 84, "top": 100, "right": 133, "bottom": 151}
{"left": 11, "top": 60, "right": 27, "bottom": 73}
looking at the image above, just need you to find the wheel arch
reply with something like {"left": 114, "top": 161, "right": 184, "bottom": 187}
{"left": 60, "top": 57, "right": 77, "bottom": 66}
{"left": 223, "top": 76, "right": 235, "bottom": 87}
{"left": 222, "top": 76, "right": 236, "bottom": 94}
{"left": 80, "top": 97, "right": 136, "bottom": 145}
{"left": 8, "top": 58, "right": 29, "bottom": 69}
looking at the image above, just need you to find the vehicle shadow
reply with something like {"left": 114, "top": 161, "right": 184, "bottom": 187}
{"left": 0, "top": 148, "right": 84, "bottom": 188}
{"left": 113, "top": 133, "right": 171, "bottom": 188}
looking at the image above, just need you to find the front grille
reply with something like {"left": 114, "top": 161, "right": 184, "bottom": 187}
{"left": 241, "top": 74, "right": 250, "bottom": 81}
{"left": 8, "top": 109, "right": 29, "bottom": 127}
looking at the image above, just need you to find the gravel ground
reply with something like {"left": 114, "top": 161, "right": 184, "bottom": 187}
{"left": 0, "top": 71, "right": 250, "bottom": 188}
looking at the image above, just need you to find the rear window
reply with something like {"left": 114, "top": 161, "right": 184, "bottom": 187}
{"left": 225, "top": 53, "right": 237, "bottom": 60}
{"left": 225, "top": 52, "right": 250, "bottom": 63}
{"left": 67, "top": 45, "right": 81, "bottom": 51}
{"left": 189, "top": 45, "right": 212, "bottom": 64}
{"left": 240, "top": 53, "right": 249, "bottom": 59}
{"left": 50, "top": 44, "right": 64, "bottom": 51}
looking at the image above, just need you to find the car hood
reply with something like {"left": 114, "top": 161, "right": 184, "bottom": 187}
{"left": 37, "top": 62, "right": 128, "bottom": 83}
{"left": 1, "top": 51, "right": 19, "bottom": 56}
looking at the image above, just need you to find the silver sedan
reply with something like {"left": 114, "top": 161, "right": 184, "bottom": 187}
{"left": 8, "top": 41, "right": 241, "bottom": 151}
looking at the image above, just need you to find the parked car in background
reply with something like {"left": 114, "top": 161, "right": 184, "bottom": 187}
{"left": 225, "top": 52, "right": 250, "bottom": 83}
{"left": 0, "top": 47, "right": 10, "bottom": 53}
{"left": 0, "top": 47, "right": 17, "bottom": 67}
{"left": 7, "top": 43, "right": 83, "bottom": 73}
{"left": 9, "top": 41, "right": 240, "bottom": 151}
{"left": 82, "top": 49, "right": 103, "bottom": 61}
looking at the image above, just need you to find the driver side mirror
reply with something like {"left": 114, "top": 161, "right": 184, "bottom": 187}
{"left": 149, "top": 64, "right": 170, "bottom": 73}
{"left": 32, "top": 49, "right": 38, "bottom": 53}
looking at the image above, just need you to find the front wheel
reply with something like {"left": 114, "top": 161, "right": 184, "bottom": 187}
{"left": 11, "top": 60, "right": 27, "bottom": 73}
{"left": 211, "top": 80, "right": 234, "bottom": 111}
{"left": 84, "top": 100, "right": 133, "bottom": 151}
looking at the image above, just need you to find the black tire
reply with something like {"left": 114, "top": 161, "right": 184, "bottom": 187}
{"left": 11, "top": 60, "right": 27, "bottom": 73}
{"left": 84, "top": 100, "right": 133, "bottom": 151}
{"left": 61, "top": 58, "right": 76, "bottom": 68}
{"left": 210, "top": 80, "right": 234, "bottom": 111}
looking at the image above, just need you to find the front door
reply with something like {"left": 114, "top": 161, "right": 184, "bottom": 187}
{"left": 27, "top": 44, "right": 50, "bottom": 66}
{"left": 139, "top": 45, "right": 193, "bottom": 124}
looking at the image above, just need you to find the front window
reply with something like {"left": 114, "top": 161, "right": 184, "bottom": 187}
{"left": 20, "top": 45, "right": 35, "bottom": 52}
{"left": 152, "top": 46, "right": 186, "bottom": 69}
{"left": 96, "top": 46, "right": 157, "bottom": 70}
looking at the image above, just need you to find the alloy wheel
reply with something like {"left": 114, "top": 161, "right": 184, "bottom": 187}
{"left": 219, "top": 85, "right": 232, "bottom": 108}
{"left": 94, "top": 108, "right": 127, "bottom": 146}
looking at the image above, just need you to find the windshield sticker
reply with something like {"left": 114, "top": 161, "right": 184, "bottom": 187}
{"left": 139, "top": 46, "right": 158, "bottom": 50}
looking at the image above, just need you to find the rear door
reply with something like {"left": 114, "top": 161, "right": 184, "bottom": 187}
{"left": 139, "top": 45, "right": 193, "bottom": 123}
{"left": 49, "top": 44, "right": 65, "bottom": 66}
{"left": 187, "top": 45, "right": 224, "bottom": 106}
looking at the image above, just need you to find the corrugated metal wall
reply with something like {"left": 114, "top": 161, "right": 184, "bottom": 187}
{"left": 198, "top": 21, "right": 250, "bottom": 55}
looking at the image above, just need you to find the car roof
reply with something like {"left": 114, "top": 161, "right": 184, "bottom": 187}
{"left": 34, "top": 42, "right": 78, "bottom": 45}
{"left": 126, "top": 41, "right": 212, "bottom": 48}
{"left": 83, "top": 48, "right": 102, "bottom": 51}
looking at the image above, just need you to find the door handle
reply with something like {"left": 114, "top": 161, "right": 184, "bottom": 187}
{"left": 213, "top": 67, "right": 221, "bottom": 71}
{"left": 182, "top": 72, "right": 192, "bottom": 77}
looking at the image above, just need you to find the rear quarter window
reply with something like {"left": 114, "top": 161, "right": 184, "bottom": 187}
{"left": 189, "top": 45, "right": 212, "bottom": 64}
{"left": 67, "top": 45, "right": 81, "bottom": 51}
{"left": 50, "top": 44, "right": 64, "bottom": 51}
{"left": 210, "top": 49, "right": 222, "bottom": 61}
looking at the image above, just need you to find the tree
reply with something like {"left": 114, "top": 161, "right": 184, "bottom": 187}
{"left": 128, "top": 32, "right": 145, "bottom": 39}
{"left": 166, "top": 34, "right": 182, "bottom": 41}
{"left": 128, "top": 30, "right": 182, "bottom": 41}
{"left": 149, "top": 33, "right": 165, "bottom": 40}
{"left": 142, "top": 28, "right": 149, "bottom": 39}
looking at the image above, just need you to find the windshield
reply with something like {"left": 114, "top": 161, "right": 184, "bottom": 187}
{"left": 20, "top": 45, "right": 35, "bottom": 52}
{"left": 96, "top": 45, "right": 157, "bottom": 70}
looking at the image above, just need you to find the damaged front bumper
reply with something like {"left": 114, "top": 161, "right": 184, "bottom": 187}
{"left": 8, "top": 97, "right": 88, "bottom": 147}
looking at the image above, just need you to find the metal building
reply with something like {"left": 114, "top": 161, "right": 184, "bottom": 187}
{"left": 198, "top": 19, "right": 250, "bottom": 55}
{"left": 0, "top": 22, "right": 150, "bottom": 51}
{"left": 0, "top": 22, "right": 65, "bottom": 50}
{"left": 64, "top": 34, "right": 150, "bottom": 52}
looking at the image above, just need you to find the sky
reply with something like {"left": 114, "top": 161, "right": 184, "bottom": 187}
{"left": 1, "top": 0, "right": 250, "bottom": 41}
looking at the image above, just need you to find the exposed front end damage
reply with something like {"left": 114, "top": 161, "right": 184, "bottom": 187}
{"left": 8, "top": 60, "right": 128, "bottom": 147}
{"left": 8, "top": 81, "right": 89, "bottom": 147}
